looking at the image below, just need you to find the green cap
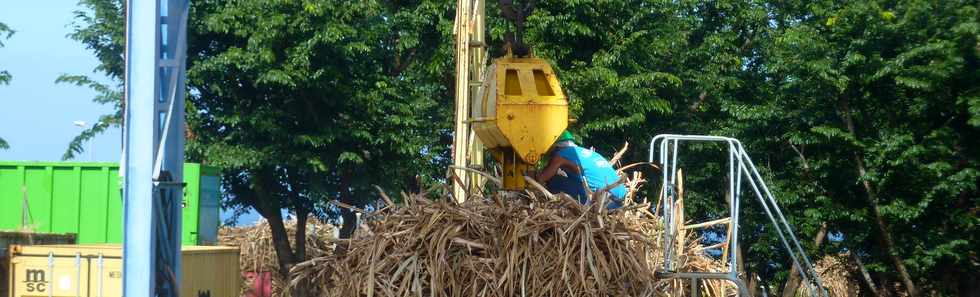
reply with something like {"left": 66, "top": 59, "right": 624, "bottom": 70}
{"left": 556, "top": 130, "right": 576, "bottom": 143}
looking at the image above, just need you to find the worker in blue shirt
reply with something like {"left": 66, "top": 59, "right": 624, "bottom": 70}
{"left": 534, "top": 131, "right": 627, "bottom": 209}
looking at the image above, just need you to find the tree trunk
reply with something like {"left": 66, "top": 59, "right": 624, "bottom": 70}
{"left": 250, "top": 168, "right": 308, "bottom": 297}
{"left": 739, "top": 246, "right": 760, "bottom": 297}
{"left": 289, "top": 208, "right": 310, "bottom": 297}
{"left": 294, "top": 208, "right": 309, "bottom": 262}
{"left": 781, "top": 222, "right": 828, "bottom": 297}
{"left": 855, "top": 169, "right": 919, "bottom": 297}
{"left": 337, "top": 170, "right": 357, "bottom": 251}
{"left": 851, "top": 252, "right": 880, "bottom": 296}
{"left": 265, "top": 213, "right": 296, "bottom": 278}
{"left": 783, "top": 145, "right": 839, "bottom": 297}
{"left": 838, "top": 98, "right": 919, "bottom": 297}
{"left": 251, "top": 168, "right": 297, "bottom": 280}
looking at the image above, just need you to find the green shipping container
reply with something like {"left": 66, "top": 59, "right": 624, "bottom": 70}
{"left": 0, "top": 162, "right": 220, "bottom": 245}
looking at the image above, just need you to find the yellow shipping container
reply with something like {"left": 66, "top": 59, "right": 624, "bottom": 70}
{"left": 6, "top": 245, "right": 239, "bottom": 297}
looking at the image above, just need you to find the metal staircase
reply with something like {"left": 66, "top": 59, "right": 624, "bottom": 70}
{"left": 649, "top": 134, "right": 827, "bottom": 297}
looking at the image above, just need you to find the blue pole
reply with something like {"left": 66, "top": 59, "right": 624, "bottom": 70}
{"left": 122, "top": 0, "right": 161, "bottom": 295}
{"left": 123, "top": 0, "right": 188, "bottom": 296}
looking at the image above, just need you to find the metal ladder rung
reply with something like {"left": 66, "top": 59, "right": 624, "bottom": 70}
{"left": 655, "top": 271, "right": 750, "bottom": 297}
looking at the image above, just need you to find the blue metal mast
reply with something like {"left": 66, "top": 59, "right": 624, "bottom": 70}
{"left": 122, "top": 0, "right": 189, "bottom": 296}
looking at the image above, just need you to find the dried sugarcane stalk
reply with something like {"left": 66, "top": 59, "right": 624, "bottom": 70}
{"left": 219, "top": 216, "right": 336, "bottom": 297}
{"left": 609, "top": 141, "right": 629, "bottom": 165}
{"left": 289, "top": 162, "right": 731, "bottom": 297}
{"left": 203, "top": 143, "right": 739, "bottom": 297}
{"left": 797, "top": 253, "right": 862, "bottom": 297}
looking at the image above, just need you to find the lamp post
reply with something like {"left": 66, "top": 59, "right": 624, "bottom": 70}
{"left": 73, "top": 121, "right": 94, "bottom": 161}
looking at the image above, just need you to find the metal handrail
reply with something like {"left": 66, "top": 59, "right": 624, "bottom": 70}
{"left": 648, "top": 134, "right": 827, "bottom": 297}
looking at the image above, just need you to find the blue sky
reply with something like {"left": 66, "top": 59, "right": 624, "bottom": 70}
{"left": 0, "top": 1, "right": 119, "bottom": 162}
{"left": 0, "top": 1, "right": 260, "bottom": 226}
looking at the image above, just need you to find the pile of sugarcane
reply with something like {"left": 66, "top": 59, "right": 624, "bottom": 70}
{"left": 219, "top": 217, "right": 336, "bottom": 296}
{"left": 290, "top": 185, "right": 730, "bottom": 296}
{"left": 273, "top": 143, "right": 734, "bottom": 296}
{"left": 798, "top": 253, "right": 861, "bottom": 297}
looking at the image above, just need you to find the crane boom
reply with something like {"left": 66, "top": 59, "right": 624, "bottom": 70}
{"left": 452, "top": 0, "right": 487, "bottom": 202}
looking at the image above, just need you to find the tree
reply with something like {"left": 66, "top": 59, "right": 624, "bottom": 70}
{"left": 509, "top": 1, "right": 805, "bottom": 292}
{"left": 187, "top": 4, "right": 455, "bottom": 294}
{"left": 1, "top": 20, "right": 13, "bottom": 150}
{"left": 60, "top": 0, "right": 125, "bottom": 160}
{"left": 66, "top": 0, "right": 980, "bottom": 295}
{"left": 760, "top": 1, "right": 979, "bottom": 295}
{"left": 0, "top": 21, "right": 11, "bottom": 85}
{"left": 69, "top": 1, "right": 456, "bottom": 296}
{"left": 507, "top": 0, "right": 978, "bottom": 295}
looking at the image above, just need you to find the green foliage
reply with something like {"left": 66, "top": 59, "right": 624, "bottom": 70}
{"left": 1, "top": 21, "right": 13, "bottom": 85}
{"left": 67, "top": 0, "right": 125, "bottom": 79}
{"left": 185, "top": 0, "right": 455, "bottom": 212}
{"left": 711, "top": 0, "right": 979, "bottom": 294}
{"left": 1, "top": 20, "right": 12, "bottom": 150}
{"left": 493, "top": 0, "right": 978, "bottom": 295}
{"left": 513, "top": 0, "right": 686, "bottom": 150}
{"left": 59, "top": 0, "right": 126, "bottom": 159}
{"left": 65, "top": 0, "right": 979, "bottom": 294}
{"left": 67, "top": 0, "right": 457, "bottom": 284}
{"left": 57, "top": 75, "right": 122, "bottom": 160}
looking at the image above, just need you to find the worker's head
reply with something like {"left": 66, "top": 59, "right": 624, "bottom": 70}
{"left": 555, "top": 130, "right": 577, "bottom": 148}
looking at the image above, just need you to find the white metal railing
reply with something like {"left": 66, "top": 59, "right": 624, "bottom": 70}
{"left": 649, "top": 134, "right": 827, "bottom": 297}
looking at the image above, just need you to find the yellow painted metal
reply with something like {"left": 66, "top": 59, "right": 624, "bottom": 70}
{"left": 453, "top": 0, "right": 567, "bottom": 192}
{"left": 7, "top": 244, "right": 239, "bottom": 297}
{"left": 181, "top": 246, "right": 241, "bottom": 297}
{"left": 493, "top": 149, "right": 530, "bottom": 189}
{"left": 466, "top": 0, "right": 486, "bottom": 194}
{"left": 451, "top": 0, "right": 487, "bottom": 202}
{"left": 472, "top": 54, "right": 569, "bottom": 190}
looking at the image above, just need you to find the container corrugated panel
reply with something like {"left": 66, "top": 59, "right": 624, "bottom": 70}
{"left": 0, "top": 162, "right": 220, "bottom": 245}
{"left": 0, "top": 232, "right": 76, "bottom": 297}
{"left": 0, "top": 163, "right": 120, "bottom": 242}
{"left": 182, "top": 164, "right": 222, "bottom": 245}
{"left": 6, "top": 244, "right": 240, "bottom": 297}
{"left": 182, "top": 246, "right": 241, "bottom": 297}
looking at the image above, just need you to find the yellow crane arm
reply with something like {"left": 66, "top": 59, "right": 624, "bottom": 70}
{"left": 451, "top": 0, "right": 487, "bottom": 202}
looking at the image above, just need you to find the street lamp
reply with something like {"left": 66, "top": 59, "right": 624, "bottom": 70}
{"left": 73, "top": 121, "right": 94, "bottom": 161}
